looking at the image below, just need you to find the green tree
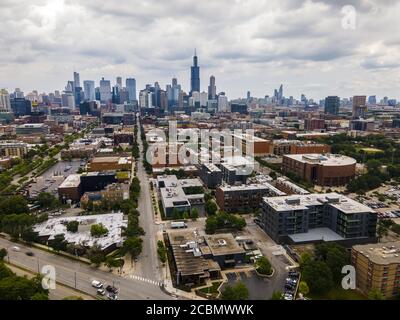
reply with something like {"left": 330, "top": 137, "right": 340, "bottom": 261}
{"left": 0, "top": 249, "right": 7, "bottom": 261}
{"left": 21, "top": 227, "right": 38, "bottom": 244}
{"left": 66, "top": 221, "right": 79, "bottom": 233}
{"left": 301, "top": 260, "right": 334, "bottom": 295}
{"left": 0, "top": 263, "right": 14, "bottom": 279}
{"left": 172, "top": 208, "right": 182, "bottom": 220}
{"left": 90, "top": 223, "right": 108, "bottom": 237}
{"left": 0, "top": 195, "right": 29, "bottom": 216}
{"left": 0, "top": 214, "right": 34, "bottom": 239}
{"left": 36, "top": 192, "right": 59, "bottom": 209}
{"left": 123, "top": 236, "right": 143, "bottom": 259}
{"left": 220, "top": 282, "right": 249, "bottom": 300}
{"left": 50, "top": 234, "right": 67, "bottom": 252}
{"left": 368, "top": 288, "right": 385, "bottom": 300}
{"left": 377, "top": 221, "right": 389, "bottom": 242}
{"left": 205, "top": 200, "right": 218, "bottom": 215}
{"left": 0, "top": 275, "right": 48, "bottom": 300}
{"left": 315, "top": 243, "right": 350, "bottom": 283}
{"left": 157, "top": 240, "right": 167, "bottom": 264}
{"left": 182, "top": 211, "right": 190, "bottom": 220}
{"left": 31, "top": 292, "right": 49, "bottom": 300}
{"left": 87, "top": 244, "right": 105, "bottom": 266}
{"left": 205, "top": 216, "right": 218, "bottom": 234}
{"left": 256, "top": 256, "right": 272, "bottom": 275}
{"left": 299, "top": 281, "right": 310, "bottom": 296}
{"left": 191, "top": 208, "right": 199, "bottom": 221}
{"left": 105, "top": 256, "right": 124, "bottom": 271}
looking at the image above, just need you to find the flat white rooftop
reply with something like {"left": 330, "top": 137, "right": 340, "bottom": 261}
{"left": 264, "top": 193, "right": 374, "bottom": 214}
{"left": 289, "top": 227, "right": 344, "bottom": 243}
{"left": 284, "top": 153, "right": 356, "bottom": 166}
{"left": 34, "top": 212, "right": 127, "bottom": 250}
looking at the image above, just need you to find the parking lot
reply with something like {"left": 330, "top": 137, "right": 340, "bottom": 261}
{"left": 28, "top": 160, "right": 85, "bottom": 198}
{"left": 222, "top": 270, "right": 286, "bottom": 300}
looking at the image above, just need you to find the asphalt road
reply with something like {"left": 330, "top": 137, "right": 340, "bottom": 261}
{"left": 134, "top": 118, "right": 163, "bottom": 282}
{"left": 0, "top": 237, "right": 172, "bottom": 300}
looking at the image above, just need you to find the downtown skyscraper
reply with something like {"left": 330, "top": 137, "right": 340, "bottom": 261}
{"left": 126, "top": 78, "right": 137, "bottom": 102}
{"left": 190, "top": 49, "right": 200, "bottom": 95}
{"left": 208, "top": 75, "right": 216, "bottom": 100}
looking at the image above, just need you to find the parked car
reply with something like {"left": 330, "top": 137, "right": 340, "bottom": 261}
{"left": 283, "top": 293, "right": 293, "bottom": 300}
{"left": 107, "top": 293, "right": 118, "bottom": 300}
{"left": 91, "top": 280, "right": 103, "bottom": 289}
{"left": 106, "top": 285, "right": 118, "bottom": 294}
{"left": 97, "top": 289, "right": 106, "bottom": 296}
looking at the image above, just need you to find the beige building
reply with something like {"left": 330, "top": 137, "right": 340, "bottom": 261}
{"left": 352, "top": 242, "right": 400, "bottom": 298}
{"left": 0, "top": 141, "right": 28, "bottom": 157}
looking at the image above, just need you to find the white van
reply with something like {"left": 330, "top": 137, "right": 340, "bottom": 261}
{"left": 171, "top": 222, "right": 187, "bottom": 229}
{"left": 91, "top": 280, "right": 103, "bottom": 289}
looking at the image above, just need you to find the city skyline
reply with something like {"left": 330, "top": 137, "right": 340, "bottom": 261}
{"left": 1, "top": 1, "right": 400, "bottom": 100}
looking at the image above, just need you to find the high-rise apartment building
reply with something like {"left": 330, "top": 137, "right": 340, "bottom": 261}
{"left": 324, "top": 96, "right": 340, "bottom": 115}
{"left": 208, "top": 75, "right": 216, "bottom": 100}
{"left": 126, "top": 78, "right": 136, "bottom": 102}
{"left": 73, "top": 72, "right": 80, "bottom": 89}
{"left": 116, "top": 77, "right": 122, "bottom": 88}
{"left": 352, "top": 95, "right": 367, "bottom": 118}
{"left": 83, "top": 80, "right": 96, "bottom": 101}
{"left": 99, "top": 77, "right": 112, "bottom": 103}
{"left": 0, "top": 89, "right": 11, "bottom": 112}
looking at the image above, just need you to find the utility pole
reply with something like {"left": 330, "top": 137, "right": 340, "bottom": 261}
{"left": 74, "top": 272, "right": 77, "bottom": 289}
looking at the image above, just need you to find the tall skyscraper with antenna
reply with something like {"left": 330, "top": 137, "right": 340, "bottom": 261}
{"left": 190, "top": 49, "right": 200, "bottom": 95}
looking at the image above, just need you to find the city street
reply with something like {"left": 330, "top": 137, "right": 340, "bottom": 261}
{"left": 134, "top": 117, "right": 163, "bottom": 282}
{"left": 0, "top": 237, "right": 172, "bottom": 300}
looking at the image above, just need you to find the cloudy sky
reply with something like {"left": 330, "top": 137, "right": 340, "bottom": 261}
{"left": 1, "top": 0, "right": 399, "bottom": 100}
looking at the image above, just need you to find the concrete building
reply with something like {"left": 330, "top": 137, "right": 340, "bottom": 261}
{"left": 167, "top": 230, "right": 221, "bottom": 286}
{"left": 215, "top": 183, "right": 283, "bottom": 213}
{"left": 352, "top": 242, "right": 400, "bottom": 298}
{"left": 87, "top": 156, "right": 133, "bottom": 172}
{"left": 34, "top": 212, "right": 127, "bottom": 252}
{"left": 157, "top": 175, "right": 204, "bottom": 218}
{"left": 197, "top": 163, "right": 222, "bottom": 189}
{"left": 282, "top": 154, "right": 356, "bottom": 186}
{"left": 275, "top": 177, "right": 310, "bottom": 195}
{"left": 0, "top": 141, "right": 28, "bottom": 157}
{"left": 324, "top": 96, "right": 340, "bottom": 115}
{"left": 0, "top": 89, "right": 11, "bottom": 112}
{"left": 262, "top": 193, "right": 377, "bottom": 245}
{"left": 268, "top": 140, "right": 331, "bottom": 156}
{"left": 58, "top": 174, "right": 82, "bottom": 202}
{"left": 99, "top": 78, "right": 112, "bottom": 103}
{"left": 304, "top": 118, "right": 325, "bottom": 131}
{"left": 352, "top": 95, "right": 367, "bottom": 118}
{"left": 15, "top": 123, "right": 49, "bottom": 136}
{"left": 203, "top": 234, "right": 246, "bottom": 268}
{"left": 232, "top": 133, "right": 269, "bottom": 157}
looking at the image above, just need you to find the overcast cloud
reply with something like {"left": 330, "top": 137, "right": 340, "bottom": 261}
{"left": 0, "top": 0, "right": 399, "bottom": 100}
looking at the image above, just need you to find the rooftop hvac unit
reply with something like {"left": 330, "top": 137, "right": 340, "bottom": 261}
{"left": 218, "top": 239, "right": 227, "bottom": 246}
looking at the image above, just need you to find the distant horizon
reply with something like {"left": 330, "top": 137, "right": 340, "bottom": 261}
{"left": 1, "top": 0, "right": 400, "bottom": 101}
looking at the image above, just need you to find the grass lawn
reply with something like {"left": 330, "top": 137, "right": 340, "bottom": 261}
{"left": 198, "top": 281, "right": 222, "bottom": 295}
{"left": 310, "top": 287, "right": 367, "bottom": 300}
{"left": 359, "top": 147, "right": 384, "bottom": 154}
